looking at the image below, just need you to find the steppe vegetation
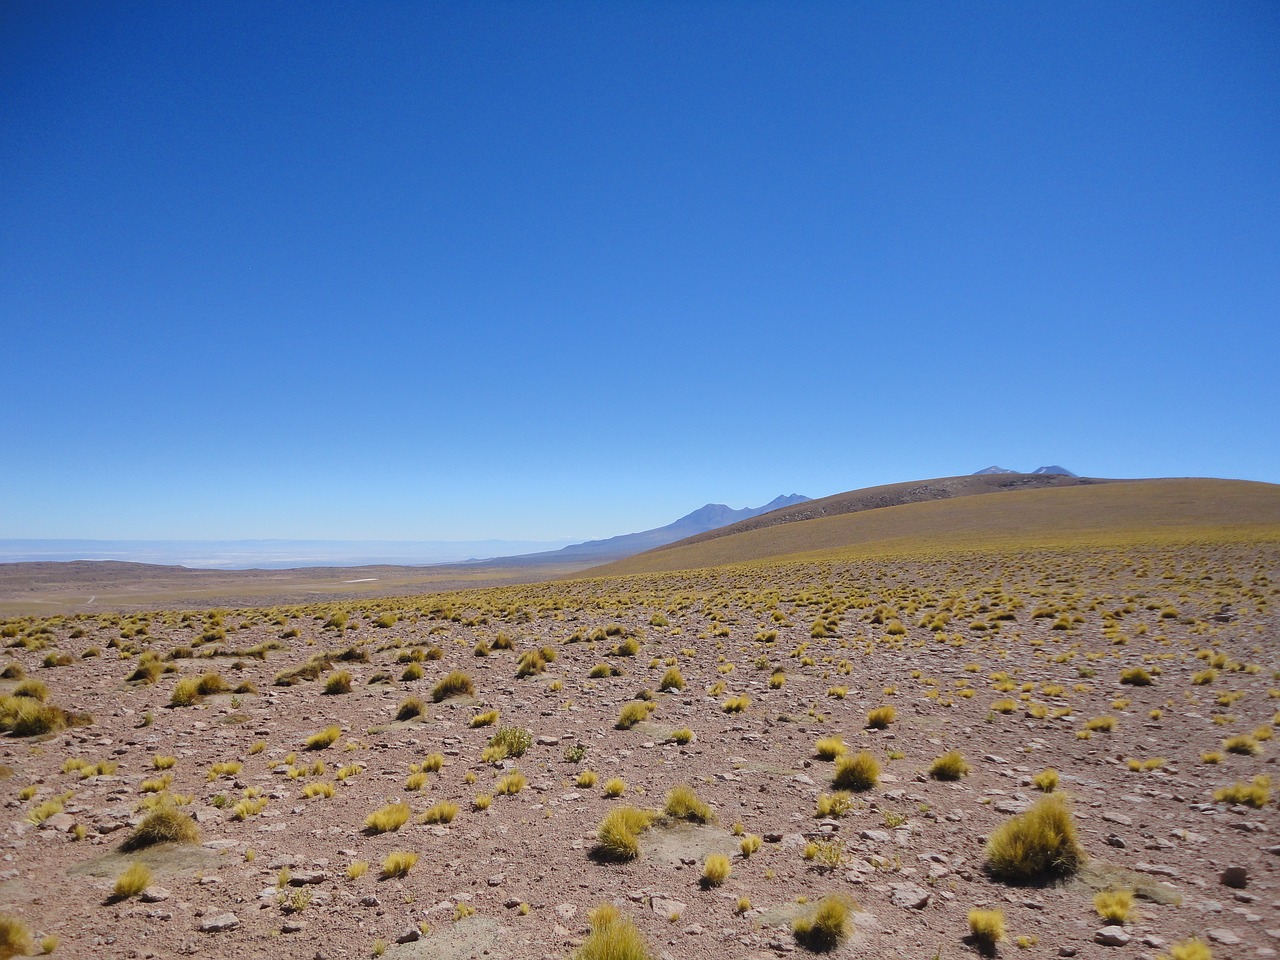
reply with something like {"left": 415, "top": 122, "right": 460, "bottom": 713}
{"left": 0, "top": 525, "right": 1276, "bottom": 958}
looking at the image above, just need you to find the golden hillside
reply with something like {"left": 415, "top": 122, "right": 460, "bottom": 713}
{"left": 595, "top": 477, "right": 1280, "bottom": 575}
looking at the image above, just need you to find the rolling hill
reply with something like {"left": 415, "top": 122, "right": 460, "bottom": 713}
{"left": 592, "top": 477, "right": 1280, "bottom": 576}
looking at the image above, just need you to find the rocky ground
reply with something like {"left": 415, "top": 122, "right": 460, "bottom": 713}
{"left": 0, "top": 541, "right": 1276, "bottom": 960}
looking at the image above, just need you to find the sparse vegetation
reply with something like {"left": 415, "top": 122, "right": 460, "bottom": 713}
{"left": 832, "top": 751, "right": 880, "bottom": 791}
{"left": 792, "top": 894, "right": 853, "bottom": 952}
{"left": 985, "top": 793, "right": 1084, "bottom": 882}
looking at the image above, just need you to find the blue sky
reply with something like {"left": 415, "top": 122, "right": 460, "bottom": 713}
{"left": 3, "top": 1, "right": 1278, "bottom": 542}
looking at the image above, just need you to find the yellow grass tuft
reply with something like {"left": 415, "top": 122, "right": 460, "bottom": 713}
{"left": 1094, "top": 889, "right": 1135, "bottom": 924}
{"left": 122, "top": 804, "right": 199, "bottom": 851}
{"left": 364, "top": 802, "right": 411, "bottom": 834}
{"left": 595, "top": 806, "right": 654, "bottom": 861}
{"left": 700, "top": 853, "right": 731, "bottom": 887}
{"left": 968, "top": 909, "right": 1005, "bottom": 953}
{"left": 814, "top": 736, "right": 846, "bottom": 760}
{"left": 985, "top": 793, "right": 1084, "bottom": 882}
{"left": 305, "top": 725, "right": 341, "bottom": 750}
{"left": 664, "top": 784, "right": 714, "bottom": 823}
{"left": 866, "top": 705, "right": 896, "bottom": 729}
{"left": 380, "top": 851, "right": 418, "bottom": 879}
{"left": 792, "top": 894, "right": 853, "bottom": 952}
{"left": 571, "top": 903, "right": 653, "bottom": 960}
{"left": 832, "top": 751, "right": 880, "bottom": 792}
{"left": 928, "top": 750, "right": 971, "bottom": 781}
{"left": 0, "top": 913, "right": 34, "bottom": 960}
{"left": 113, "top": 861, "right": 152, "bottom": 899}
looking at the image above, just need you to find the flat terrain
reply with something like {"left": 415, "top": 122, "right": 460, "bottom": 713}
{"left": 0, "top": 561, "right": 595, "bottom": 618}
{"left": 0, "top": 534, "right": 1277, "bottom": 960}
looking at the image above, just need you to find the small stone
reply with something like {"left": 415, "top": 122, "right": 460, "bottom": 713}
{"left": 140, "top": 887, "right": 171, "bottom": 903}
{"left": 197, "top": 913, "right": 240, "bottom": 933}
{"left": 396, "top": 927, "right": 422, "bottom": 944}
{"left": 555, "top": 903, "right": 577, "bottom": 921}
{"left": 1059, "top": 947, "right": 1078, "bottom": 957}
{"left": 1220, "top": 866, "right": 1248, "bottom": 889}
{"left": 281, "top": 921, "right": 305, "bottom": 934}
{"left": 889, "top": 883, "right": 930, "bottom": 910}
{"left": 289, "top": 870, "right": 325, "bottom": 886}
{"left": 359, "top": 895, "right": 380, "bottom": 907}
{"left": 1104, "top": 834, "right": 1126, "bottom": 849}
{"left": 1095, "top": 926, "right": 1131, "bottom": 946}
{"left": 1207, "top": 929, "right": 1241, "bottom": 946}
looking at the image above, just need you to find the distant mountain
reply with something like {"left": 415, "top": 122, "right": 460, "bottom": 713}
{"left": 974, "top": 465, "right": 1078, "bottom": 477}
{"left": 490, "top": 494, "right": 811, "bottom": 566}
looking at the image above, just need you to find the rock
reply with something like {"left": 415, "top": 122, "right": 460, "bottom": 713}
{"left": 536, "top": 735, "right": 560, "bottom": 746}
{"left": 289, "top": 870, "right": 325, "bottom": 885}
{"left": 1104, "top": 834, "right": 1126, "bottom": 849}
{"left": 1220, "top": 866, "right": 1248, "bottom": 889}
{"left": 1059, "top": 947, "right": 1078, "bottom": 957}
{"left": 281, "top": 921, "right": 305, "bottom": 933}
{"left": 860, "top": 829, "right": 891, "bottom": 843}
{"left": 555, "top": 903, "right": 577, "bottom": 920}
{"left": 487, "top": 873, "right": 505, "bottom": 887}
{"left": 1101, "top": 811, "right": 1132, "bottom": 826}
{"left": 1134, "top": 862, "right": 1179, "bottom": 878}
{"left": 1095, "top": 926, "right": 1131, "bottom": 946}
{"left": 889, "top": 883, "right": 930, "bottom": 910}
{"left": 651, "top": 897, "right": 687, "bottom": 918}
{"left": 1208, "top": 929, "right": 1241, "bottom": 946}
{"left": 197, "top": 913, "right": 240, "bottom": 933}
{"left": 359, "top": 896, "right": 380, "bottom": 907}
{"left": 140, "top": 887, "right": 171, "bottom": 903}
{"left": 396, "top": 927, "right": 422, "bottom": 944}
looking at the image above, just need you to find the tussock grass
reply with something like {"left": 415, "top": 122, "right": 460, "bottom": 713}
{"left": 572, "top": 903, "right": 653, "bottom": 960}
{"left": 700, "top": 853, "right": 731, "bottom": 888}
{"left": 792, "top": 894, "right": 853, "bottom": 952}
{"left": 595, "top": 806, "right": 654, "bottom": 861}
{"left": 395, "top": 696, "right": 426, "bottom": 721}
{"left": 832, "top": 751, "right": 880, "bottom": 792}
{"left": 658, "top": 667, "right": 684, "bottom": 691}
{"left": 1223, "top": 734, "right": 1260, "bottom": 755}
{"left": 0, "top": 914, "right": 33, "bottom": 960}
{"left": 928, "top": 750, "right": 971, "bottom": 781}
{"left": 1213, "top": 774, "right": 1270, "bottom": 807}
{"left": 305, "top": 725, "right": 341, "bottom": 750}
{"left": 603, "top": 777, "right": 626, "bottom": 797}
{"left": 616, "top": 701, "right": 653, "bottom": 729}
{"left": 324, "top": 670, "right": 352, "bottom": 694}
{"left": 470, "top": 709, "right": 498, "bottom": 728}
{"left": 814, "top": 736, "right": 847, "bottom": 760}
{"left": 112, "top": 861, "right": 152, "bottom": 899}
{"left": 364, "top": 802, "right": 411, "bottom": 834}
{"left": 985, "top": 794, "right": 1084, "bottom": 882}
{"left": 1032, "top": 768, "right": 1059, "bottom": 792}
{"left": 1094, "top": 889, "right": 1135, "bottom": 923}
{"left": 1157, "top": 938, "right": 1213, "bottom": 960}
{"left": 419, "top": 801, "right": 459, "bottom": 824}
{"left": 495, "top": 770, "right": 526, "bottom": 795}
{"left": 381, "top": 851, "right": 418, "bottom": 878}
{"left": 431, "top": 670, "right": 474, "bottom": 702}
{"left": 721, "top": 694, "right": 750, "bottom": 713}
{"left": 122, "top": 805, "right": 199, "bottom": 851}
{"left": 866, "top": 705, "right": 896, "bottom": 729}
{"left": 1120, "top": 667, "right": 1153, "bottom": 685}
{"left": 664, "top": 784, "right": 714, "bottom": 823}
{"left": 483, "top": 727, "right": 532, "bottom": 762}
{"left": 967, "top": 909, "right": 1005, "bottom": 954}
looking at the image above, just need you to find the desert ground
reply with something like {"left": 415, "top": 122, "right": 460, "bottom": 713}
{"left": 0, "top": 536, "right": 1276, "bottom": 960}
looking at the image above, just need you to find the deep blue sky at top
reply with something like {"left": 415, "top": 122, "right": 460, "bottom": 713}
{"left": 2, "top": 2, "right": 1278, "bottom": 540}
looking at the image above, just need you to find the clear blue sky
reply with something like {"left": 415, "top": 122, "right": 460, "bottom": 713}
{"left": 3, "top": 1, "right": 1278, "bottom": 541}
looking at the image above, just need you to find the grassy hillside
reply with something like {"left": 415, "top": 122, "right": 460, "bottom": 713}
{"left": 595, "top": 478, "right": 1280, "bottom": 576}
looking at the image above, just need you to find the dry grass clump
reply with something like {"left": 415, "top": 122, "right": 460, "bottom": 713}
{"left": 664, "top": 784, "right": 714, "bottom": 823}
{"left": 431, "top": 670, "right": 474, "bottom": 702}
{"left": 832, "top": 751, "right": 880, "bottom": 792}
{"left": 792, "top": 894, "right": 853, "bottom": 952}
{"left": 1223, "top": 734, "right": 1260, "bottom": 755}
{"left": 1119, "top": 667, "right": 1153, "bottom": 685}
{"left": 658, "top": 667, "right": 684, "bottom": 691}
{"left": 0, "top": 913, "right": 33, "bottom": 960}
{"left": 113, "top": 861, "right": 152, "bottom": 899}
{"left": 814, "top": 736, "right": 847, "bottom": 760}
{"left": 364, "top": 802, "right": 411, "bottom": 834}
{"left": 169, "top": 672, "right": 227, "bottom": 707}
{"left": 323, "top": 670, "right": 352, "bottom": 694}
{"left": 595, "top": 806, "right": 654, "bottom": 861}
{"left": 616, "top": 701, "right": 653, "bottom": 730}
{"left": 700, "top": 853, "right": 731, "bottom": 888}
{"left": 928, "top": 750, "right": 971, "bottom": 781}
{"left": 967, "top": 908, "right": 1005, "bottom": 954}
{"left": 1157, "top": 938, "right": 1213, "bottom": 960}
{"left": 985, "top": 793, "right": 1084, "bottom": 882}
{"left": 496, "top": 770, "right": 527, "bottom": 795}
{"left": 305, "top": 725, "right": 341, "bottom": 750}
{"left": 1085, "top": 716, "right": 1117, "bottom": 732}
{"left": 470, "top": 709, "right": 499, "bottom": 728}
{"left": 603, "top": 777, "right": 627, "bottom": 797}
{"left": 1213, "top": 774, "right": 1270, "bottom": 808}
{"left": 576, "top": 770, "right": 598, "bottom": 788}
{"left": 380, "top": 851, "right": 418, "bottom": 878}
{"left": 0, "top": 694, "right": 88, "bottom": 737}
{"left": 721, "top": 694, "right": 750, "bottom": 713}
{"left": 1094, "top": 888, "right": 1135, "bottom": 923}
{"left": 572, "top": 903, "right": 653, "bottom": 960}
{"left": 814, "top": 791, "right": 854, "bottom": 818}
{"left": 122, "top": 804, "right": 200, "bottom": 851}
{"left": 419, "top": 801, "right": 459, "bottom": 824}
{"left": 866, "top": 705, "right": 896, "bottom": 729}
{"left": 1031, "top": 768, "right": 1059, "bottom": 792}
{"left": 395, "top": 696, "right": 427, "bottom": 721}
